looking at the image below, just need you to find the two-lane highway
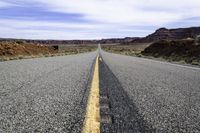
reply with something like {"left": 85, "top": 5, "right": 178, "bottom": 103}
{"left": 0, "top": 49, "right": 200, "bottom": 132}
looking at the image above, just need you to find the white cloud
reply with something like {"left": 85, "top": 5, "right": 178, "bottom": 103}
{"left": 32, "top": 0, "right": 200, "bottom": 25}
{"left": 2, "top": 0, "right": 200, "bottom": 25}
{"left": 1, "top": 0, "right": 200, "bottom": 39}
{"left": 0, "top": 18, "right": 147, "bottom": 39}
{"left": 0, "top": 1, "right": 15, "bottom": 8}
{"left": 0, "top": 19, "right": 99, "bottom": 30}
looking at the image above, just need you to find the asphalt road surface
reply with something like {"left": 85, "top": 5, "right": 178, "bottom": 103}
{"left": 100, "top": 50, "right": 200, "bottom": 132}
{"left": 1, "top": 49, "right": 200, "bottom": 133}
{"left": 0, "top": 52, "right": 96, "bottom": 132}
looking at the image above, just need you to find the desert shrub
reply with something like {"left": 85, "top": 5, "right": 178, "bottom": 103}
{"left": 16, "top": 40, "right": 24, "bottom": 44}
{"left": 18, "top": 55, "right": 24, "bottom": 59}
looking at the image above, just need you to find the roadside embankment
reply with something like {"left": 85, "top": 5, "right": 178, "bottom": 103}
{"left": 0, "top": 41, "right": 97, "bottom": 61}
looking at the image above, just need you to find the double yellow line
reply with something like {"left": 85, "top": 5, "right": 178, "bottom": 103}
{"left": 82, "top": 55, "right": 101, "bottom": 133}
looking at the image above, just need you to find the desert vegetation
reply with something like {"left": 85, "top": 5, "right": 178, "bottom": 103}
{"left": 102, "top": 40, "right": 200, "bottom": 66}
{"left": 101, "top": 43, "right": 150, "bottom": 57}
{"left": 58, "top": 45, "right": 97, "bottom": 54}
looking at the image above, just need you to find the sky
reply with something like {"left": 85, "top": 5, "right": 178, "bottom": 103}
{"left": 0, "top": 0, "right": 200, "bottom": 40}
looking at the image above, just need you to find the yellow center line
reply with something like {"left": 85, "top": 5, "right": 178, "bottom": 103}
{"left": 82, "top": 55, "right": 100, "bottom": 133}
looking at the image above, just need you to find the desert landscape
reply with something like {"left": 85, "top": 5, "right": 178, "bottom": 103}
{"left": 102, "top": 27, "right": 200, "bottom": 66}
{"left": 1, "top": 27, "right": 200, "bottom": 66}
{"left": 1, "top": 0, "right": 200, "bottom": 132}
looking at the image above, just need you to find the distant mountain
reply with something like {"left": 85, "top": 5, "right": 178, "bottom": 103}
{"left": 1, "top": 27, "right": 200, "bottom": 44}
{"left": 132, "top": 27, "right": 200, "bottom": 43}
{"left": 0, "top": 37, "right": 138, "bottom": 45}
{"left": 0, "top": 39, "right": 99, "bottom": 45}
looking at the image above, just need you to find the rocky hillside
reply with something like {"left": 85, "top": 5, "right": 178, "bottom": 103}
{"left": 142, "top": 40, "right": 200, "bottom": 64}
{"left": 132, "top": 27, "right": 200, "bottom": 43}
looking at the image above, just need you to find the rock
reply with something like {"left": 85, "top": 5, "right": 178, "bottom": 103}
{"left": 147, "top": 27, "right": 200, "bottom": 41}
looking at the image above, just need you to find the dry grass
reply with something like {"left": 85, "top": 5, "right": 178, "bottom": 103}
{"left": 58, "top": 45, "right": 97, "bottom": 54}
{"left": 101, "top": 43, "right": 150, "bottom": 57}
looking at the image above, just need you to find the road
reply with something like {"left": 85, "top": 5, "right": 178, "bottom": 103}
{"left": 0, "top": 52, "right": 97, "bottom": 132}
{"left": 0, "top": 49, "right": 200, "bottom": 132}
{"left": 100, "top": 50, "right": 200, "bottom": 132}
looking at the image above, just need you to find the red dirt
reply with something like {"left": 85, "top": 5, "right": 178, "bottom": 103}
{"left": 0, "top": 41, "right": 57, "bottom": 57}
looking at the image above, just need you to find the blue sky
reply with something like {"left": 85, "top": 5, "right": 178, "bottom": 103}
{"left": 0, "top": 0, "right": 200, "bottom": 40}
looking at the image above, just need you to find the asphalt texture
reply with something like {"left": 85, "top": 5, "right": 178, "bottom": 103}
{"left": 0, "top": 52, "right": 97, "bottom": 133}
{"left": 99, "top": 57, "right": 154, "bottom": 133}
{"left": 100, "top": 50, "right": 200, "bottom": 132}
{"left": 1, "top": 49, "right": 200, "bottom": 133}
